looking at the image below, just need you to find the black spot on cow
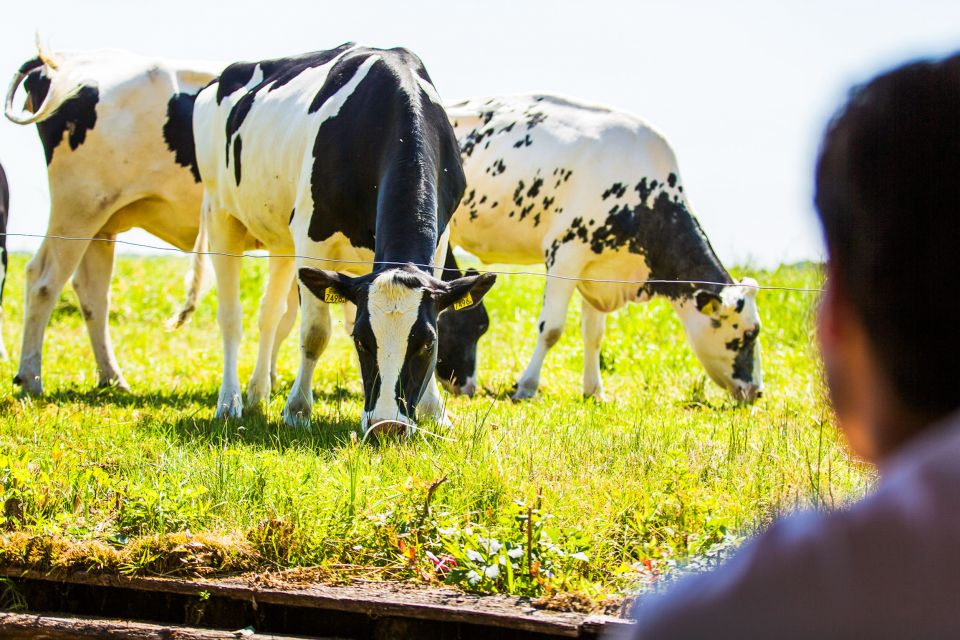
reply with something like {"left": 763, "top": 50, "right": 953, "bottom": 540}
{"left": 513, "top": 134, "right": 533, "bottom": 148}
{"left": 464, "top": 189, "right": 476, "bottom": 205}
{"left": 289, "top": 209, "right": 296, "bottom": 225}
{"left": 526, "top": 111, "right": 547, "bottom": 130}
{"left": 520, "top": 203, "right": 535, "bottom": 220}
{"left": 543, "top": 196, "right": 555, "bottom": 211}
{"left": 732, "top": 339, "right": 756, "bottom": 383}
{"left": 735, "top": 298, "right": 745, "bottom": 313}
{"left": 513, "top": 180, "right": 526, "bottom": 206}
{"left": 301, "top": 46, "right": 465, "bottom": 261}
{"left": 163, "top": 90, "right": 203, "bottom": 182}
{"left": 589, "top": 190, "right": 732, "bottom": 299}
{"left": 602, "top": 182, "right": 627, "bottom": 200}
{"left": 539, "top": 321, "right": 545, "bottom": 333}
{"left": 667, "top": 172, "right": 678, "bottom": 188}
{"left": 533, "top": 213, "right": 541, "bottom": 226}
{"left": 233, "top": 135, "right": 243, "bottom": 184}
{"left": 491, "top": 201, "right": 499, "bottom": 208}
{"left": 500, "top": 122, "right": 515, "bottom": 134}
{"left": 725, "top": 337, "right": 741, "bottom": 351}
{"left": 491, "top": 159, "right": 506, "bottom": 175}
{"left": 479, "top": 195, "right": 487, "bottom": 204}
{"left": 526, "top": 177, "right": 544, "bottom": 199}
{"left": 23, "top": 68, "right": 99, "bottom": 165}
{"left": 634, "top": 178, "right": 655, "bottom": 206}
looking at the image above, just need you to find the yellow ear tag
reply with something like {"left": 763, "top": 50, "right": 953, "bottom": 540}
{"left": 702, "top": 300, "right": 719, "bottom": 316}
{"left": 453, "top": 292, "right": 474, "bottom": 311}
{"left": 324, "top": 288, "right": 347, "bottom": 304}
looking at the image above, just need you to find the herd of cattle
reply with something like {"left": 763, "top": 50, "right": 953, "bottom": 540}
{"left": 0, "top": 43, "right": 763, "bottom": 436}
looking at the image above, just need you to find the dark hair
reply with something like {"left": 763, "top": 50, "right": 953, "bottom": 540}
{"left": 815, "top": 53, "right": 960, "bottom": 418}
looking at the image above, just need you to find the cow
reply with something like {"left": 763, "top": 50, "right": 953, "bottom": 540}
{"left": 444, "top": 94, "right": 762, "bottom": 402}
{"left": 0, "top": 161, "right": 8, "bottom": 360}
{"left": 179, "top": 43, "right": 495, "bottom": 435}
{"left": 2, "top": 49, "right": 247, "bottom": 396}
{"left": 435, "top": 246, "right": 489, "bottom": 396}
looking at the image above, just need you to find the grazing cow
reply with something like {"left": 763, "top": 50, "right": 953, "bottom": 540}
{"left": 183, "top": 43, "right": 494, "bottom": 433}
{"left": 445, "top": 94, "right": 762, "bottom": 402}
{"left": 435, "top": 245, "right": 489, "bottom": 396}
{"left": 0, "top": 161, "right": 8, "bottom": 360}
{"left": 3, "top": 49, "right": 242, "bottom": 395}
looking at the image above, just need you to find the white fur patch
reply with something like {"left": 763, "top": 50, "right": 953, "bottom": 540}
{"left": 366, "top": 271, "right": 423, "bottom": 425}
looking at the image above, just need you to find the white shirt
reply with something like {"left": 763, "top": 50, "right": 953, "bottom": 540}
{"left": 617, "top": 412, "right": 960, "bottom": 639}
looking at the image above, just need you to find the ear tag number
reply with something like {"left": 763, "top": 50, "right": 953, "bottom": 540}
{"left": 324, "top": 288, "right": 347, "bottom": 304}
{"left": 453, "top": 292, "right": 474, "bottom": 311}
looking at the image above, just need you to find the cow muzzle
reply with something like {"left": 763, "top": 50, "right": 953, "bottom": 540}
{"left": 733, "top": 383, "right": 763, "bottom": 404}
{"left": 362, "top": 413, "right": 416, "bottom": 440}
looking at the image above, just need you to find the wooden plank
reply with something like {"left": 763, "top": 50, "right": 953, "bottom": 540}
{"left": 0, "top": 568, "right": 632, "bottom": 637}
{"left": 0, "top": 611, "right": 328, "bottom": 640}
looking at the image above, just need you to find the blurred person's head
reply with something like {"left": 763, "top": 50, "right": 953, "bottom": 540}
{"left": 815, "top": 53, "right": 960, "bottom": 464}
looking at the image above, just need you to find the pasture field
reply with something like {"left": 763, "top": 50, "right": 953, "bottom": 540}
{"left": 0, "top": 253, "right": 871, "bottom": 607}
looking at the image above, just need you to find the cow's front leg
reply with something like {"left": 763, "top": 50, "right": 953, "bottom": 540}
{"left": 72, "top": 236, "right": 129, "bottom": 391}
{"left": 581, "top": 298, "right": 606, "bottom": 400}
{"left": 513, "top": 276, "right": 578, "bottom": 400}
{"left": 283, "top": 274, "right": 331, "bottom": 427}
{"left": 270, "top": 280, "right": 300, "bottom": 388}
{"left": 246, "top": 255, "right": 295, "bottom": 410}
{"left": 208, "top": 212, "right": 247, "bottom": 419}
{"left": 15, "top": 234, "right": 94, "bottom": 395}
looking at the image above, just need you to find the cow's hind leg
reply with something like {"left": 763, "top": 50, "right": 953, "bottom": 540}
{"left": 15, "top": 235, "right": 94, "bottom": 395}
{"left": 71, "top": 235, "right": 129, "bottom": 391}
{"left": 581, "top": 298, "right": 606, "bottom": 400}
{"left": 513, "top": 275, "right": 578, "bottom": 400}
{"left": 246, "top": 255, "right": 296, "bottom": 410}
{"left": 208, "top": 210, "right": 248, "bottom": 419}
{"left": 270, "top": 280, "right": 299, "bottom": 388}
{"left": 283, "top": 278, "right": 331, "bottom": 428}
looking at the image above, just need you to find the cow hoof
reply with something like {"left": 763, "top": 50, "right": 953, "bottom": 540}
{"left": 245, "top": 386, "right": 270, "bottom": 412}
{"left": 13, "top": 374, "right": 43, "bottom": 396}
{"left": 583, "top": 388, "right": 606, "bottom": 402}
{"left": 215, "top": 394, "right": 243, "bottom": 420}
{"left": 99, "top": 378, "right": 131, "bottom": 393}
{"left": 282, "top": 406, "right": 312, "bottom": 429}
{"left": 511, "top": 383, "right": 538, "bottom": 401}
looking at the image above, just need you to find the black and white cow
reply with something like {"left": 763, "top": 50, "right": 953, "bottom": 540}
{"left": 435, "top": 245, "right": 489, "bottom": 396}
{"left": 0, "top": 161, "right": 9, "bottom": 360}
{"left": 444, "top": 94, "right": 762, "bottom": 402}
{"left": 1, "top": 49, "right": 272, "bottom": 395}
{"left": 183, "top": 43, "right": 494, "bottom": 434}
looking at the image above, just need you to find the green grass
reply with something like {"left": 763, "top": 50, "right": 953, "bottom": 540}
{"left": 0, "top": 253, "right": 872, "bottom": 603}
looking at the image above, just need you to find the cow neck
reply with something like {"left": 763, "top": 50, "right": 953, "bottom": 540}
{"left": 643, "top": 215, "right": 733, "bottom": 302}
{"left": 374, "top": 216, "right": 439, "bottom": 272}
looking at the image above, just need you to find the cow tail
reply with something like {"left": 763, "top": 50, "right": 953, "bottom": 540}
{"left": 4, "top": 41, "right": 71, "bottom": 125}
{"left": 167, "top": 217, "right": 208, "bottom": 330}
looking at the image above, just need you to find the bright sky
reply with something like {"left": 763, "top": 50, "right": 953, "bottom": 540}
{"left": 1, "top": 0, "right": 958, "bottom": 267}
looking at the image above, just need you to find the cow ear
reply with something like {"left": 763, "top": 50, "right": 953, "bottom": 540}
{"left": 298, "top": 268, "right": 359, "bottom": 305}
{"left": 739, "top": 277, "right": 759, "bottom": 300}
{"left": 694, "top": 290, "right": 722, "bottom": 316}
{"left": 436, "top": 272, "right": 497, "bottom": 312}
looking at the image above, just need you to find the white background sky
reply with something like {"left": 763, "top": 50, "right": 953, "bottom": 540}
{"left": 1, "top": 0, "right": 958, "bottom": 267}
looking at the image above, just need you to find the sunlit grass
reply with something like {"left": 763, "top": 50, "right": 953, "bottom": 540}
{"left": 0, "top": 253, "right": 871, "bottom": 602}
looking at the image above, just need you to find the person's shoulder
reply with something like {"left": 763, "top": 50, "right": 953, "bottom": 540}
{"left": 622, "top": 417, "right": 960, "bottom": 639}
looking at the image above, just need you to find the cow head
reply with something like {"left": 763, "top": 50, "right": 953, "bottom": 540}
{"left": 299, "top": 265, "right": 496, "bottom": 435}
{"left": 680, "top": 278, "right": 763, "bottom": 403}
{"left": 436, "top": 269, "right": 490, "bottom": 396}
